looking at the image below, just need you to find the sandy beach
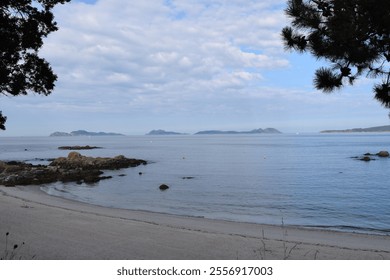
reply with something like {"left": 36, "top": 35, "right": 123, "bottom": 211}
{"left": 0, "top": 185, "right": 389, "bottom": 260}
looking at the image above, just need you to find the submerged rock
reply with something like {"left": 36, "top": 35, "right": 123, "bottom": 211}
{"left": 356, "top": 150, "right": 390, "bottom": 161}
{"left": 361, "top": 156, "right": 372, "bottom": 162}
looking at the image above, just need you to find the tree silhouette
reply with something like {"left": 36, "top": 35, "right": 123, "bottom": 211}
{"left": 0, "top": 0, "right": 70, "bottom": 130}
{"left": 282, "top": 0, "right": 390, "bottom": 107}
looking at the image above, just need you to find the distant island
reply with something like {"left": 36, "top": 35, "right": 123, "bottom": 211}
{"left": 195, "top": 128, "right": 281, "bottom": 135}
{"left": 321, "top": 125, "right": 390, "bottom": 133}
{"left": 50, "top": 130, "right": 124, "bottom": 137}
{"left": 146, "top": 129, "right": 187, "bottom": 135}
{"left": 146, "top": 128, "right": 281, "bottom": 135}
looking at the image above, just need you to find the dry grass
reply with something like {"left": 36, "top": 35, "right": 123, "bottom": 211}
{"left": 1, "top": 232, "right": 35, "bottom": 260}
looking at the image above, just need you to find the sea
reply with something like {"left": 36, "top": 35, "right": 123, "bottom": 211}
{"left": 1, "top": 133, "right": 390, "bottom": 235}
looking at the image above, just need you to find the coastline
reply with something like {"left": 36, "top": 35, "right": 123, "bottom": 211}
{"left": 1, "top": 185, "right": 390, "bottom": 260}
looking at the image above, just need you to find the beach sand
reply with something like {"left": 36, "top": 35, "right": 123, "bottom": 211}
{"left": 1, "top": 186, "right": 389, "bottom": 260}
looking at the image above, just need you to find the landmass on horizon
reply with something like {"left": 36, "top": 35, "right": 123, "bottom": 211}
{"left": 50, "top": 128, "right": 282, "bottom": 137}
{"left": 147, "top": 128, "right": 281, "bottom": 135}
{"left": 194, "top": 128, "right": 281, "bottom": 135}
{"left": 146, "top": 129, "right": 188, "bottom": 135}
{"left": 50, "top": 130, "right": 124, "bottom": 137}
{"left": 321, "top": 125, "right": 390, "bottom": 133}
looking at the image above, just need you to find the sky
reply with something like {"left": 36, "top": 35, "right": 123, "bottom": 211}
{"left": 2, "top": 0, "right": 390, "bottom": 136}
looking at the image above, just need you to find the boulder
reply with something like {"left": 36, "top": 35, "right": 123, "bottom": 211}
{"left": 159, "top": 184, "right": 169, "bottom": 190}
{"left": 377, "top": 151, "right": 390, "bottom": 157}
{"left": 68, "top": 152, "right": 82, "bottom": 160}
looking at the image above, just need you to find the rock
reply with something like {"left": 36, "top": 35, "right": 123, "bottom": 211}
{"left": 84, "top": 175, "right": 113, "bottom": 184}
{"left": 58, "top": 145, "right": 102, "bottom": 150}
{"left": 68, "top": 152, "right": 82, "bottom": 160}
{"left": 355, "top": 151, "right": 390, "bottom": 161}
{"left": 361, "top": 156, "right": 372, "bottom": 162}
{"left": 114, "top": 155, "right": 126, "bottom": 160}
{"left": 159, "top": 184, "right": 169, "bottom": 190}
{"left": 0, "top": 153, "right": 147, "bottom": 186}
{"left": 377, "top": 151, "right": 390, "bottom": 157}
{"left": 6, "top": 161, "right": 25, "bottom": 166}
{"left": 0, "top": 161, "right": 6, "bottom": 172}
{"left": 50, "top": 153, "right": 147, "bottom": 170}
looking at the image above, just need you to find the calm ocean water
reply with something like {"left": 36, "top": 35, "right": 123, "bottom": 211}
{"left": 1, "top": 134, "right": 390, "bottom": 235}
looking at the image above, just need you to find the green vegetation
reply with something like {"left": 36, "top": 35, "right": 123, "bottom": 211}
{"left": 0, "top": 0, "right": 70, "bottom": 130}
{"left": 282, "top": 0, "right": 390, "bottom": 107}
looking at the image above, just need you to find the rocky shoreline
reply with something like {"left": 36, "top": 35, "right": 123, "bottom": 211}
{"left": 0, "top": 152, "right": 147, "bottom": 187}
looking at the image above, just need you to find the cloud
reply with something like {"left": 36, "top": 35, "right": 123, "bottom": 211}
{"left": 3, "top": 0, "right": 385, "bottom": 136}
{"left": 39, "top": 0, "right": 289, "bottom": 113}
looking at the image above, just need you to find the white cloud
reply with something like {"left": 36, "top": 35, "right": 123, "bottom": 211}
{"left": 40, "top": 0, "right": 289, "bottom": 112}
{"left": 3, "top": 0, "right": 386, "bottom": 136}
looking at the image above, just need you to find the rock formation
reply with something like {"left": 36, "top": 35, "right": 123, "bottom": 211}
{"left": 355, "top": 150, "right": 390, "bottom": 161}
{"left": 58, "top": 145, "right": 102, "bottom": 150}
{"left": 0, "top": 152, "right": 147, "bottom": 187}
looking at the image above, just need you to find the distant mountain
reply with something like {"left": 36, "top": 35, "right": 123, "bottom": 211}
{"left": 50, "top": 130, "right": 124, "bottom": 137}
{"left": 50, "top": 132, "right": 72, "bottom": 137}
{"left": 194, "top": 128, "right": 281, "bottom": 135}
{"left": 321, "top": 125, "right": 390, "bottom": 133}
{"left": 146, "top": 129, "right": 186, "bottom": 135}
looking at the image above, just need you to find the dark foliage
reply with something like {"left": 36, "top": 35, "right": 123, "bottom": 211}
{"left": 282, "top": 0, "right": 390, "bottom": 107}
{"left": 0, "top": 111, "right": 6, "bottom": 130}
{"left": 0, "top": 0, "right": 70, "bottom": 130}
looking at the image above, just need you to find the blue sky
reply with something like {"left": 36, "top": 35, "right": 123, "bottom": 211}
{"left": 2, "top": 0, "right": 389, "bottom": 136}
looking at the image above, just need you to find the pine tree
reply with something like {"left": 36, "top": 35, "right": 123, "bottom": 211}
{"left": 0, "top": 0, "right": 70, "bottom": 130}
{"left": 282, "top": 0, "right": 390, "bottom": 107}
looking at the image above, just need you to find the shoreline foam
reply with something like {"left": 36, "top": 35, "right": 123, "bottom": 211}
{"left": 1, "top": 186, "right": 390, "bottom": 260}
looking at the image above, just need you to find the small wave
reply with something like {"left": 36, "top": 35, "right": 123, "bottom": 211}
{"left": 54, "top": 187, "right": 69, "bottom": 194}
{"left": 302, "top": 224, "right": 390, "bottom": 236}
